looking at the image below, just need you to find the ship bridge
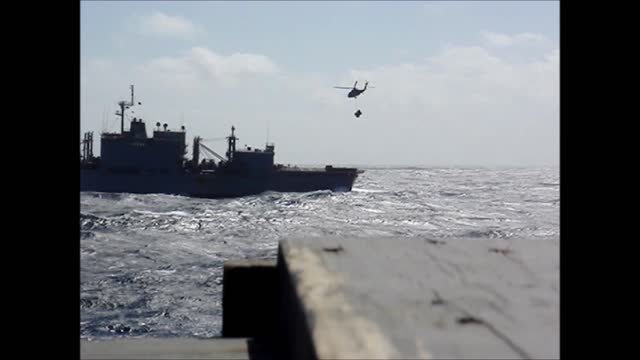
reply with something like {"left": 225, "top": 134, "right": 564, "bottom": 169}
{"left": 94, "top": 85, "right": 187, "bottom": 174}
{"left": 100, "top": 119, "right": 186, "bottom": 174}
{"left": 222, "top": 126, "right": 275, "bottom": 175}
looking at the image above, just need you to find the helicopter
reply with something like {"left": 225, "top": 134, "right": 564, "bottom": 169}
{"left": 334, "top": 81, "right": 375, "bottom": 118}
{"left": 333, "top": 81, "right": 374, "bottom": 99}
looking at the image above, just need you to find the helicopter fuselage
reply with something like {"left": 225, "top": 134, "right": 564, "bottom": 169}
{"left": 348, "top": 89, "right": 364, "bottom": 98}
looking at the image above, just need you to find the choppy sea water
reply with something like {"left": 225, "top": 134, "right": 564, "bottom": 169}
{"left": 80, "top": 167, "right": 559, "bottom": 339}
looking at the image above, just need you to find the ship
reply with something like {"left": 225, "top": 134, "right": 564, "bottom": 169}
{"left": 80, "top": 85, "right": 362, "bottom": 198}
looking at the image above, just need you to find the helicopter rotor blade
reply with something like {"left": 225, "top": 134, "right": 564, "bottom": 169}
{"left": 333, "top": 86, "right": 352, "bottom": 89}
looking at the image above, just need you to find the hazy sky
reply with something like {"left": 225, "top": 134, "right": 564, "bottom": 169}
{"left": 81, "top": 1, "right": 559, "bottom": 167}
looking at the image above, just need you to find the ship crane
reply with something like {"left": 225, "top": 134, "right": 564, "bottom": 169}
{"left": 192, "top": 136, "right": 227, "bottom": 167}
{"left": 199, "top": 142, "right": 226, "bottom": 162}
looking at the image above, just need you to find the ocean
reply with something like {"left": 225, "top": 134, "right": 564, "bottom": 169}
{"left": 80, "top": 166, "right": 559, "bottom": 339}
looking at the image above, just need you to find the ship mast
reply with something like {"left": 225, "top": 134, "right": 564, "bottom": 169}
{"left": 226, "top": 126, "right": 237, "bottom": 161}
{"left": 115, "top": 85, "right": 136, "bottom": 134}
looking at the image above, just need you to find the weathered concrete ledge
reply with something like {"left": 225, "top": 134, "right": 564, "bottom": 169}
{"left": 275, "top": 237, "right": 559, "bottom": 359}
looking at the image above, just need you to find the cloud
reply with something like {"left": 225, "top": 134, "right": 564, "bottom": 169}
{"left": 481, "top": 31, "right": 548, "bottom": 47}
{"left": 139, "top": 47, "right": 279, "bottom": 88}
{"left": 190, "top": 47, "right": 278, "bottom": 78}
{"left": 81, "top": 36, "right": 558, "bottom": 166}
{"left": 546, "top": 49, "right": 560, "bottom": 63}
{"left": 322, "top": 44, "right": 559, "bottom": 108}
{"left": 139, "top": 11, "right": 202, "bottom": 39}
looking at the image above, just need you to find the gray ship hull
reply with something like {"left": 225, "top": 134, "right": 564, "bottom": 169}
{"left": 80, "top": 169, "right": 359, "bottom": 198}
